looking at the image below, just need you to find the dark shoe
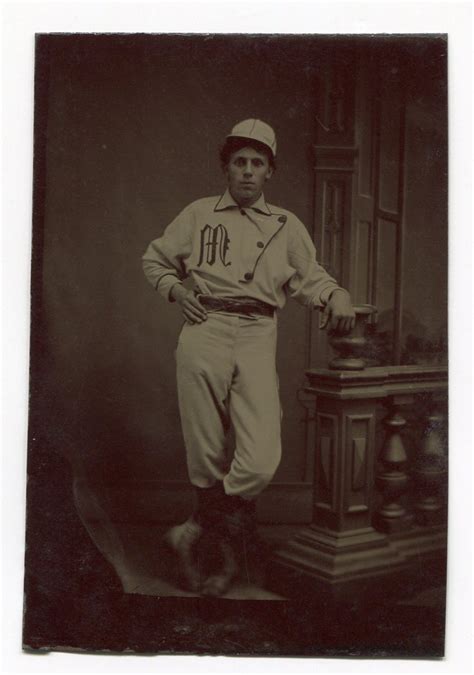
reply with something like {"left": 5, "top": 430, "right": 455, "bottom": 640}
{"left": 193, "top": 485, "right": 241, "bottom": 597}
{"left": 223, "top": 496, "right": 272, "bottom": 586}
{"left": 198, "top": 495, "right": 256, "bottom": 596}
{"left": 200, "top": 540, "right": 239, "bottom": 597}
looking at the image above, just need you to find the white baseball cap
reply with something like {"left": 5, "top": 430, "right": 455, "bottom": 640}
{"left": 227, "top": 119, "right": 277, "bottom": 157}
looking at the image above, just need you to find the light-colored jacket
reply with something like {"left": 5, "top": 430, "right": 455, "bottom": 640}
{"left": 142, "top": 190, "right": 341, "bottom": 309}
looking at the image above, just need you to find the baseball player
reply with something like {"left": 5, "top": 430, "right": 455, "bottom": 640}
{"left": 142, "top": 119, "right": 355, "bottom": 596}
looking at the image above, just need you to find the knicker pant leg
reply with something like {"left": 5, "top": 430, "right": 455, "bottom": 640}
{"left": 176, "top": 316, "right": 235, "bottom": 488}
{"left": 224, "top": 316, "right": 282, "bottom": 498}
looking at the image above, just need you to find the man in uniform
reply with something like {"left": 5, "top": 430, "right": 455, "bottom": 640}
{"left": 142, "top": 119, "right": 355, "bottom": 596}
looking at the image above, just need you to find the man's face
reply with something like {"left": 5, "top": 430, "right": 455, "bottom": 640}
{"left": 225, "top": 146, "right": 273, "bottom": 207}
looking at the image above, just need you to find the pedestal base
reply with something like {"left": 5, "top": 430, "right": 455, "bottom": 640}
{"left": 390, "top": 524, "right": 447, "bottom": 561}
{"left": 266, "top": 523, "right": 447, "bottom": 604}
{"left": 268, "top": 525, "right": 407, "bottom": 602}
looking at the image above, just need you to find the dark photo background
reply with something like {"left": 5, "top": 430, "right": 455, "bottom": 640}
{"left": 24, "top": 34, "right": 448, "bottom": 655}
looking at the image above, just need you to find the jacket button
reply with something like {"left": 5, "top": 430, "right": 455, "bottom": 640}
{"left": 244, "top": 272, "right": 253, "bottom": 281}
{"left": 278, "top": 215, "right": 287, "bottom": 224}
{"left": 256, "top": 241, "right": 264, "bottom": 248}
{"left": 240, "top": 209, "right": 246, "bottom": 216}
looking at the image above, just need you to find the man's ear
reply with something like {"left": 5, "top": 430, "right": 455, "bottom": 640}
{"left": 265, "top": 168, "right": 273, "bottom": 181}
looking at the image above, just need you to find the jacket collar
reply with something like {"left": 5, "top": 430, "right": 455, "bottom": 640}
{"left": 214, "top": 189, "right": 272, "bottom": 215}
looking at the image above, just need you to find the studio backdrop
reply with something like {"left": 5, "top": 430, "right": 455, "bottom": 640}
{"left": 24, "top": 32, "right": 448, "bottom": 656}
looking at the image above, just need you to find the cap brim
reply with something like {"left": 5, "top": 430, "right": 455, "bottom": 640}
{"left": 225, "top": 134, "right": 276, "bottom": 156}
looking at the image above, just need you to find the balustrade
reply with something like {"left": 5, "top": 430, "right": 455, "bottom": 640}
{"left": 271, "top": 305, "right": 448, "bottom": 599}
{"left": 413, "top": 401, "right": 448, "bottom": 526}
{"left": 374, "top": 396, "right": 413, "bottom": 533}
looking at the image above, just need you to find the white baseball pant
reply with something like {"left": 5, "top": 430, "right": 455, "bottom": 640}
{"left": 176, "top": 312, "right": 282, "bottom": 498}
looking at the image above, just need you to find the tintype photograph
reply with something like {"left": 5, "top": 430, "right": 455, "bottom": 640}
{"left": 23, "top": 33, "right": 448, "bottom": 657}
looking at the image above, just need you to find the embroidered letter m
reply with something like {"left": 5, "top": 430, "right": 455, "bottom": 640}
{"left": 197, "top": 224, "right": 231, "bottom": 267}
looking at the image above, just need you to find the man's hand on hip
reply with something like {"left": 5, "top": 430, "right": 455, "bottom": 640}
{"left": 171, "top": 284, "right": 208, "bottom": 324}
{"left": 321, "top": 289, "right": 356, "bottom": 334}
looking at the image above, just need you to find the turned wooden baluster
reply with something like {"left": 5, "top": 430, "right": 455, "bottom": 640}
{"left": 413, "top": 397, "right": 447, "bottom": 526}
{"left": 374, "top": 395, "right": 413, "bottom": 533}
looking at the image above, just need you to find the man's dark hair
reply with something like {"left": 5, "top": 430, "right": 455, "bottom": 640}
{"left": 219, "top": 137, "right": 276, "bottom": 171}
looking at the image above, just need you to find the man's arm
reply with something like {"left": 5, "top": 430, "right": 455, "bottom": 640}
{"left": 287, "top": 216, "right": 355, "bottom": 334}
{"left": 142, "top": 205, "right": 193, "bottom": 301}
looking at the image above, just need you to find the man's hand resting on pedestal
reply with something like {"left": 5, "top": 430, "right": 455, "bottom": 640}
{"left": 320, "top": 289, "right": 356, "bottom": 334}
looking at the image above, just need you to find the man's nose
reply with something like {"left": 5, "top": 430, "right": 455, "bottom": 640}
{"left": 243, "top": 161, "right": 253, "bottom": 176}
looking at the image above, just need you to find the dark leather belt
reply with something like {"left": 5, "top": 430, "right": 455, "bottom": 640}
{"left": 198, "top": 295, "right": 275, "bottom": 318}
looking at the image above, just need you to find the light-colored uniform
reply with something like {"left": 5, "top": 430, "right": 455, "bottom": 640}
{"left": 143, "top": 189, "right": 342, "bottom": 497}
